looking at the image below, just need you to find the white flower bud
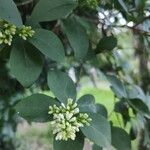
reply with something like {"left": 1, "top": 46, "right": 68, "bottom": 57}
{"left": 59, "top": 114, "right": 64, "bottom": 120}
{"left": 49, "top": 106, "right": 53, "bottom": 109}
{"left": 53, "top": 114, "right": 59, "bottom": 120}
{"left": 88, "top": 118, "right": 92, "bottom": 122}
{"left": 8, "top": 42, "right": 11, "bottom": 46}
{"left": 70, "top": 133, "right": 76, "bottom": 140}
{"left": 4, "top": 23, "right": 8, "bottom": 28}
{"left": 73, "top": 108, "right": 79, "bottom": 114}
{"left": 69, "top": 117, "right": 76, "bottom": 122}
{"left": 66, "top": 121, "right": 70, "bottom": 127}
{"left": 83, "top": 114, "right": 89, "bottom": 118}
{"left": 55, "top": 132, "right": 63, "bottom": 140}
{"left": 85, "top": 122, "right": 90, "bottom": 126}
{"left": 67, "top": 105, "right": 70, "bottom": 110}
{"left": 66, "top": 112, "right": 73, "bottom": 120}
{"left": 61, "top": 103, "right": 66, "bottom": 108}
{"left": 60, "top": 123, "right": 66, "bottom": 129}
{"left": 72, "top": 126, "right": 79, "bottom": 132}
{"left": 50, "top": 120, "right": 56, "bottom": 125}
{"left": 48, "top": 110, "right": 53, "bottom": 114}
{"left": 72, "top": 103, "right": 77, "bottom": 108}
{"left": 53, "top": 128, "right": 61, "bottom": 134}
{"left": 68, "top": 98, "right": 73, "bottom": 105}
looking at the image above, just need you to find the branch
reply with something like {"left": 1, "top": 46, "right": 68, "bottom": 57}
{"left": 110, "top": 24, "right": 150, "bottom": 36}
{"left": 134, "top": 15, "right": 150, "bottom": 27}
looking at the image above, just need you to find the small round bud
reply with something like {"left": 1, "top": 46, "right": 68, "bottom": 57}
{"left": 70, "top": 117, "right": 77, "bottom": 122}
{"left": 67, "top": 98, "right": 74, "bottom": 105}
{"left": 61, "top": 103, "right": 66, "bottom": 108}
{"left": 72, "top": 103, "right": 77, "bottom": 108}
{"left": 73, "top": 108, "right": 80, "bottom": 114}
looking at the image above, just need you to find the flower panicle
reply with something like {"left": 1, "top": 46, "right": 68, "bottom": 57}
{"left": 0, "top": 20, "right": 35, "bottom": 46}
{"left": 48, "top": 98, "right": 92, "bottom": 141}
{"left": 18, "top": 25, "right": 35, "bottom": 40}
{"left": 0, "top": 20, "right": 16, "bottom": 45}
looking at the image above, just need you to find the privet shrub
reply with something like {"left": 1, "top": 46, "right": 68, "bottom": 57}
{"left": 0, "top": 0, "right": 150, "bottom": 150}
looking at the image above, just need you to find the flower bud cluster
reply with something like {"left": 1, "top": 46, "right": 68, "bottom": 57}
{"left": 78, "top": 0, "right": 99, "bottom": 9}
{"left": 0, "top": 20, "right": 16, "bottom": 45}
{"left": 48, "top": 98, "right": 92, "bottom": 141}
{"left": 0, "top": 20, "right": 35, "bottom": 46}
{"left": 18, "top": 25, "right": 35, "bottom": 40}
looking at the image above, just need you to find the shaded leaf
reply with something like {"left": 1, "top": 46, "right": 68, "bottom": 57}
{"left": 28, "top": 29, "right": 65, "bottom": 62}
{"left": 97, "top": 36, "right": 117, "bottom": 52}
{"left": 112, "top": 127, "right": 131, "bottom": 150}
{"left": 126, "top": 85, "right": 146, "bottom": 101}
{"left": 92, "top": 144, "right": 102, "bottom": 150}
{"left": 0, "top": 45, "right": 11, "bottom": 59}
{"left": 9, "top": 40, "right": 43, "bottom": 87}
{"left": 62, "top": 17, "right": 89, "bottom": 59}
{"left": 0, "top": 0, "right": 22, "bottom": 26}
{"left": 31, "top": 0, "right": 77, "bottom": 22}
{"left": 114, "top": 101, "right": 129, "bottom": 125}
{"left": 130, "top": 125, "right": 138, "bottom": 140}
{"left": 15, "top": 94, "right": 58, "bottom": 122}
{"left": 107, "top": 75, "right": 127, "bottom": 98}
{"left": 77, "top": 94, "right": 97, "bottom": 113}
{"left": 47, "top": 70, "right": 76, "bottom": 104}
{"left": 81, "top": 113, "right": 111, "bottom": 147}
{"left": 117, "top": 0, "right": 128, "bottom": 12}
{"left": 53, "top": 133, "right": 84, "bottom": 150}
{"left": 129, "top": 98, "right": 150, "bottom": 118}
{"left": 96, "top": 104, "right": 108, "bottom": 118}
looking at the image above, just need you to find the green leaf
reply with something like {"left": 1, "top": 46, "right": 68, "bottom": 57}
{"left": 114, "top": 101, "right": 129, "bottom": 125}
{"left": 15, "top": 94, "right": 58, "bottom": 122}
{"left": 96, "top": 104, "right": 108, "bottom": 118}
{"left": 62, "top": 17, "right": 89, "bottom": 59}
{"left": 31, "top": 0, "right": 77, "bottom": 22}
{"left": 130, "top": 124, "right": 138, "bottom": 140}
{"left": 53, "top": 133, "right": 84, "bottom": 150}
{"left": 97, "top": 36, "right": 117, "bottom": 52}
{"left": 129, "top": 98, "right": 150, "bottom": 118}
{"left": 81, "top": 113, "right": 111, "bottom": 147}
{"left": 117, "top": 0, "right": 128, "bottom": 13}
{"left": 135, "top": 0, "right": 146, "bottom": 10}
{"left": 107, "top": 75, "right": 127, "bottom": 99}
{"left": 28, "top": 29, "right": 65, "bottom": 62}
{"left": 47, "top": 70, "right": 77, "bottom": 104}
{"left": 112, "top": 127, "right": 131, "bottom": 150}
{"left": 0, "top": 0, "right": 22, "bottom": 26}
{"left": 76, "top": 16, "right": 96, "bottom": 34}
{"left": 92, "top": 144, "right": 102, "bottom": 150}
{"left": 77, "top": 95, "right": 97, "bottom": 113}
{"left": 126, "top": 85, "right": 146, "bottom": 101}
{"left": 126, "top": 85, "right": 150, "bottom": 117}
{"left": 9, "top": 40, "right": 43, "bottom": 87}
{"left": 0, "top": 45, "right": 11, "bottom": 59}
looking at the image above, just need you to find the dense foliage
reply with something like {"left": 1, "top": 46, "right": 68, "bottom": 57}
{"left": 0, "top": 0, "right": 150, "bottom": 150}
